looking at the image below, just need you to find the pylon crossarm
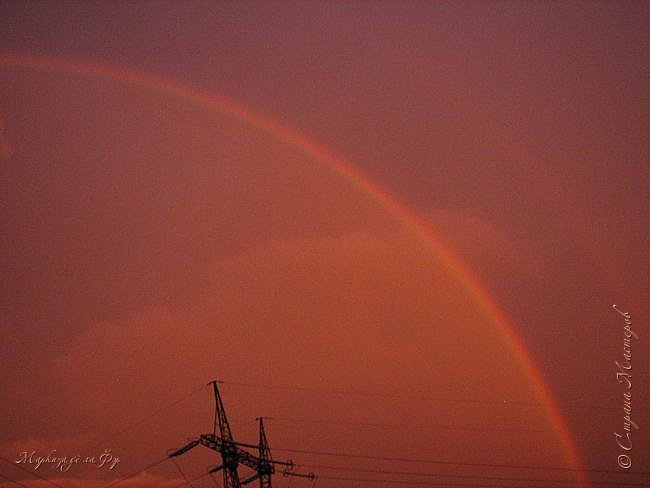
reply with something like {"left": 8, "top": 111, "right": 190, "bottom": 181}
{"left": 197, "top": 434, "right": 270, "bottom": 473}
{"left": 285, "top": 471, "right": 316, "bottom": 480}
{"left": 168, "top": 440, "right": 200, "bottom": 458}
{"left": 268, "top": 459, "right": 293, "bottom": 467}
{"left": 236, "top": 446, "right": 270, "bottom": 472}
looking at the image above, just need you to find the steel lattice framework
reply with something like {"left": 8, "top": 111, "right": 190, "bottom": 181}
{"left": 169, "top": 380, "right": 314, "bottom": 487}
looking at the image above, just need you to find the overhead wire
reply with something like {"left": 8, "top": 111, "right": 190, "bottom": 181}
{"left": 271, "top": 416, "right": 602, "bottom": 436}
{"left": 205, "top": 381, "right": 647, "bottom": 480}
{"left": 88, "top": 436, "right": 649, "bottom": 488}
{"left": 222, "top": 380, "right": 636, "bottom": 412}
{"left": 297, "top": 462, "right": 650, "bottom": 487}
{"left": 209, "top": 471, "right": 220, "bottom": 487}
{"left": 170, "top": 455, "right": 196, "bottom": 488}
{"left": 273, "top": 446, "right": 650, "bottom": 477}
{"left": 31, "top": 377, "right": 635, "bottom": 487}
{"left": 315, "top": 474, "right": 522, "bottom": 486}
{"left": 0, "top": 456, "right": 66, "bottom": 488}
{"left": 61, "top": 425, "right": 643, "bottom": 488}
{"left": 1, "top": 384, "right": 206, "bottom": 488}
{"left": 103, "top": 455, "right": 171, "bottom": 488}
{"left": 222, "top": 379, "right": 545, "bottom": 405}
{"left": 168, "top": 470, "right": 217, "bottom": 488}
{"left": 315, "top": 474, "right": 650, "bottom": 487}
{"left": 89, "top": 382, "right": 207, "bottom": 452}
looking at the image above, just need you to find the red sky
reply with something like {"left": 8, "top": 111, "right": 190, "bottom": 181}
{"left": 0, "top": 2, "right": 648, "bottom": 487}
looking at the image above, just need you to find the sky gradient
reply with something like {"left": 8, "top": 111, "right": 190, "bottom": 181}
{"left": 1, "top": 2, "right": 648, "bottom": 487}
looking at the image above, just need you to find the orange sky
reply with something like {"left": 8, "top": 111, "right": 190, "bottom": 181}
{"left": 1, "top": 2, "right": 648, "bottom": 487}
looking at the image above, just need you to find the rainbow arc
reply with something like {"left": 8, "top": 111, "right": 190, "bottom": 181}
{"left": 0, "top": 51, "right": 587, "bottom": 487}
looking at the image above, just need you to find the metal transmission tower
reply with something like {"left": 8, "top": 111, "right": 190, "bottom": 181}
{"left": 256, "top": 417, "right": 273, "bottom": 488}
{"left": 169, "top": 380, "right": 314, "bottom": 487}
{"left": 211, "top": 379, "right": 241, "bottom": 488}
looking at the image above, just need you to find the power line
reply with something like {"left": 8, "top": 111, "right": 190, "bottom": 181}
{"left": 99, "top": 452, "right": 215, "bottom": 488}
{"left": 300, "top": 462, "right": 650, "bottom": 487}
{"left": 87, "top": 433, "right": 648, "bottom": 488}
{"left": 273, "top": 446, "right": 650, "bottom": 477}
{"left": 223, "top": 380, "right": 628, "bottom": 411}
{"left": 316, "top": 475, "right": 559, "bottom": 488}
{"left": 170, "top": 455, "right": 197, "bottom": 488}
{"left": 89, "top": 383, "right": 207, "bottom": 452}
{"left": 103, "top": 455, "right": 170, "bottom": 488}
{"left": 271, "top": 416, "right": 602, "bottom": 436}
{"left": 0, "top": 456, "right": 66, "bottom": 488}
{"left": 316, "top": 473, "right": 650, "bottom": 487}
{"left": 62, "top": 379, "right": 642, "bottom": 488}
{"left": 1, "top": 386, "right": 206, "bottom": 488}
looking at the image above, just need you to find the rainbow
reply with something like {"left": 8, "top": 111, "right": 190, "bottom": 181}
{"left": 0, "top": 52, "right": 587, "bottom": 486}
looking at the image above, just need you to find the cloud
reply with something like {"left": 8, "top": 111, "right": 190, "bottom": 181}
{"left": 1, "top": 227, "right": 571, "bottom": 484}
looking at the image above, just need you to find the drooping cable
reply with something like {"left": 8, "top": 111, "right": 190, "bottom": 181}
{"left": 0, "top": 456, "right": 66, "bottom": 488}
{"left": 170, "top": 455, "right": 196, "bottom": 488}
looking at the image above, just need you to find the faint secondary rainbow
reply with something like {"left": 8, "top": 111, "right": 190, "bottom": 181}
{"left": 1, "top": 52, "right": 587, "bottom": 486}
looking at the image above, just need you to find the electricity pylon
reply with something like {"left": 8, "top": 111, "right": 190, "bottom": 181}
{"left": 169, "top": 380, "right": 314, "bottom": 487}
{"left": 256, "top": 417, "right": 273, "bottom": 488}
{"left": 210, "top": 379, "right": 241, "bottom": 487}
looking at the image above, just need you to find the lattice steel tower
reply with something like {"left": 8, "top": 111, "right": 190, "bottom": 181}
{"left": 169, "top": 380, "right": 314, "bottom": 487}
